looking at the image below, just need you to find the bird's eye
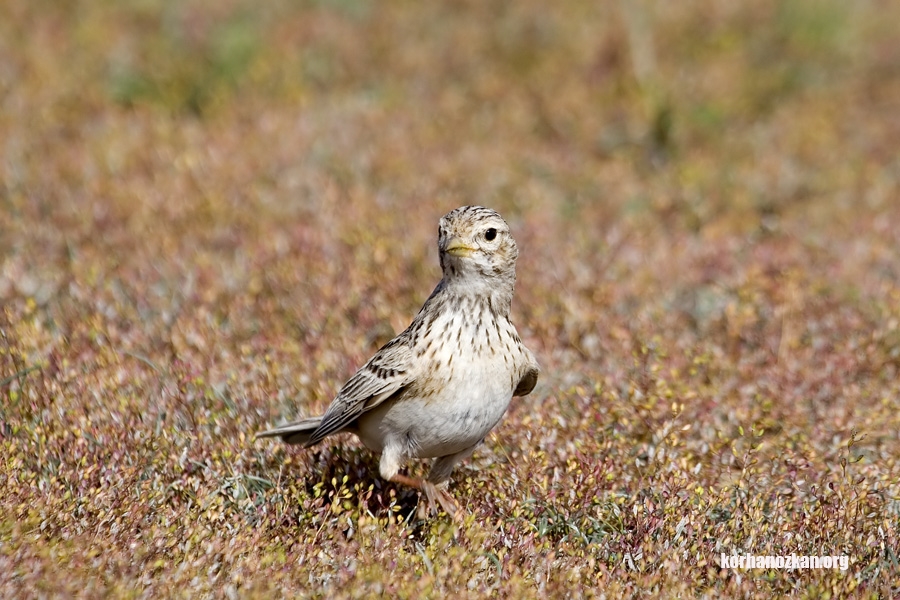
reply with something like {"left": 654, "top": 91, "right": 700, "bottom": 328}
{"left": 484, "top": 228, "right": 497, "bottom": 241}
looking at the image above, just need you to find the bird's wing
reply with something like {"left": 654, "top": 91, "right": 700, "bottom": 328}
{"left": 514, "top": 366, "right": 539, "bottom": 397}
{"left": 304, "top": 337, "right": 414, "bottom": 447}
{"left": 513, "top": 349, "right": 540, "bottom": 397}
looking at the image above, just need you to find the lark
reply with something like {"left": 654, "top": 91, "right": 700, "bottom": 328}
{"left": 256, "top": 206, "right": 539, "bottom": 519}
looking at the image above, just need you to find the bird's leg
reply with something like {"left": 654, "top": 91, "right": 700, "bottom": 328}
{"left": 387, "top": 473, "right": 460, "bottom": 521}
{"left": 381, "top": 442, "right": 467, "bottom": 521}
{"left": 417, "top": 444, "right": 480, "bottom": 521}
{"left": 389, "top": 473, "right": 424, "bottom": 490}
{"left": 426, "top": 444, "right": 478, "bottom": 485}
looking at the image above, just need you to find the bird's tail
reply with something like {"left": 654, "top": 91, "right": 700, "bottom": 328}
{"left": 255, "top": 416, "right": 323, "bottom": 446}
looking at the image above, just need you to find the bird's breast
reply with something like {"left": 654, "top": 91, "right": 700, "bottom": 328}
{"left": 357, "top": 308, "right": 528, "bottom": 458}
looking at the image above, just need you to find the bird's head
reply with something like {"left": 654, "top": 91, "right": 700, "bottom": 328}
{"left": 437, "top": 206, "right": 518, "bottom": 291}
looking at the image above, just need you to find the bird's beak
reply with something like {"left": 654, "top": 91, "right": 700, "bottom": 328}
{"left": 445, "top": 236, "right": 475, "bottom": 257}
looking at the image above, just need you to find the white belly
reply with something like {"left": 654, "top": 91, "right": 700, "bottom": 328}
{"left": 356, "top": 353, "right": 515, "bottom": 458}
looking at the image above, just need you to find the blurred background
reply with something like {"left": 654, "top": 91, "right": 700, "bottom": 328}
{"left": 2, "top": 0, "right": 900, "bottom": 595}
{"left": 4, "top": 0, "right": 899, "bottom": 398}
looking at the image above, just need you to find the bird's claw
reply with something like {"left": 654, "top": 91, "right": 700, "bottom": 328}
{"left": 418, "top": 481, "right": 463, "bottom": 522}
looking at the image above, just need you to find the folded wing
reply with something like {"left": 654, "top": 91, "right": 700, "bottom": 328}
{"left": 304, "top": 338, "right": 414, "bottom": 447}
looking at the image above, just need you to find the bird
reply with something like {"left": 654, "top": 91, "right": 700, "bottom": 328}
{"left": 256, "top": 206, "right": 539, "bottom": 519}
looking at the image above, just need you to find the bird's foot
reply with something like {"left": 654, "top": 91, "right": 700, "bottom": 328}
{"left": 418, "top": 480, "right": 462, "bottom": 522}
{"left": 389, "top": 474, "right": 462, "bottom": 522}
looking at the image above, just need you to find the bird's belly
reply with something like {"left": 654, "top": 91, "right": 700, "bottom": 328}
{"left": 356, "top": 366, "right": 514, "bottom": 459}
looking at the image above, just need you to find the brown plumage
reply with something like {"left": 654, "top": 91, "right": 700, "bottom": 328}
{"left": 256, "top": 206, "right": 539, "bottom": 519}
